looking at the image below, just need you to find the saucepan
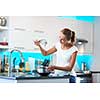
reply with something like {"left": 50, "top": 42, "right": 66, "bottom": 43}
{"left": 37, "top": 66, "right": 51, "bottom": 76}
{"left": 36, "top": 59, "right": 51, "bottom": 76}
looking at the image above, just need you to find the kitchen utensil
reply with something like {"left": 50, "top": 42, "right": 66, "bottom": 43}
{"left": 42, "top": 59, "right": 50, "bottom": 66}
{"left": 36, "top": 59, "right": 51, "bottom": 76}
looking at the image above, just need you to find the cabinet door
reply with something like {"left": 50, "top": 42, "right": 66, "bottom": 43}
{"left": 9, "top": 16, "right": 34, "bottom": 30}
{"left": 9, "top": 16, "right": 35, "bottom": 50}
{"left": 92, "top": 73, "right": 100, "bottom": 83}
{"left": 17, "top": 78, "right": 69, "bottom": 83}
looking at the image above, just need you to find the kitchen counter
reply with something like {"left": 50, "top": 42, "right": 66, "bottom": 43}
{"left": 0, "top": 72, "right": 70, "bottom": 83}
{"left": 91, "top": 71, "right": 100, "bottom": 73}
{"left": 0, "top": 71, "right": 92, "bottom": 83}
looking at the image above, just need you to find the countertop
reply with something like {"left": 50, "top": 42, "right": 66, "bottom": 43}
{"left": 0, "top": 71, "right": 92, "bottom": 80}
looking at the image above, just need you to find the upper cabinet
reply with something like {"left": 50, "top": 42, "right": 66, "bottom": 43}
{"left": 8, "top": 16, "right": 35, "bottom": 51}
{"left": 8, "top": 16, "right": 77, "bottom": 51}
{"left": 8, "top": 16, "right": 94, "bottom": 54}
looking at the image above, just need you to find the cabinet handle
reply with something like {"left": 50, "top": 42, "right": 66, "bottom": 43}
{"left": 14, "top": 28, "right": 26, "bottom": 31}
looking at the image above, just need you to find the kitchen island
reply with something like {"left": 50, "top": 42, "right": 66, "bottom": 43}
{"left": 0, "top": 72, "right": 92, "bottom": 83}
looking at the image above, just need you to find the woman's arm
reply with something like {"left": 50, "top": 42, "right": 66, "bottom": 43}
{"left": 34, "top": 40, "right": 57, "bottom": 56}
{"left": 39, "top": 45, "right": 57, "bottom": 56}
{"left": 48, "top": 51, "right": 78, "bottom": 71}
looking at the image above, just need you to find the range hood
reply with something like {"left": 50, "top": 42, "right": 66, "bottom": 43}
{"left": 75, "top": 38, "right": 88, "bottom": 54}
{"left": 76, "top": 38, "right": 88, "bottom": 45}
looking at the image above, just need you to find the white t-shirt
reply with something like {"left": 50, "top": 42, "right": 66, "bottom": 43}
{"left": 54, "top": 42, "right": 78, "bottom": 76}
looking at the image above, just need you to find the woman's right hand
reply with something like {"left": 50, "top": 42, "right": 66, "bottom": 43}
{"left": 34, "top": 40, "right": 40, "bottom": 46}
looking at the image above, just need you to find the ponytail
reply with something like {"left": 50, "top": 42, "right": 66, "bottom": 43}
{"left": 71, "top": 31, "right": 76, "bottom": 44}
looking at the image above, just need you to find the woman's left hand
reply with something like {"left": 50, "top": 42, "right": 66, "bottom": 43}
{"left": 47, "top": 66, "right": 55, "bottom": 71}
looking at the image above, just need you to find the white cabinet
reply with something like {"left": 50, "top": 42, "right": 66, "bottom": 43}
{"left": 9, "top": 16, "right": 35, "bottom": 51}
{"left": 8, "top": 16, "right": 94, "bottom": 53}
{"left": 8, "top": 16, "right": 77, "bottom": 51}
{"left": 92, "top": 73, "right": 100, "bottom": 83}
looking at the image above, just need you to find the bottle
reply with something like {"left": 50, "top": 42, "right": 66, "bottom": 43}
{"left": 0, "top": 57, "right": 2, "bottom": 72}
{"left": 81, "top": 62, "right": 87, "bottom": 71}
{"left": 25, "top": 61, "right": 30, "bottom": 71}
{"left": 5, "top": 55, "right": 9, "bottom": 72}
{"left": 1, "top": 55, "right": 6, "bottom": 72}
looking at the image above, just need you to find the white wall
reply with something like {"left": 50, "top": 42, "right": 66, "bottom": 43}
{"left": 92, "top": 17, "right": 100, "bottom": 71}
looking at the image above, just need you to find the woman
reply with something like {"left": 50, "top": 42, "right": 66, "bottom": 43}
{"left": 34, "top": 28, "right": 78, "bottom": 83}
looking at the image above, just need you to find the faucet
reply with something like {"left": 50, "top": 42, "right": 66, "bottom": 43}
{"left": 8, "top": 49, "right": 25, "bottom": 77}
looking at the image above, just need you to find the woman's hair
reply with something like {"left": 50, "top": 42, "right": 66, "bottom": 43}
{"left": 61, "top": 28, "right": 76, "bottom": 44}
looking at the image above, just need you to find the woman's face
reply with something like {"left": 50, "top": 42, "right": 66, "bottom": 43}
{"left": 59, "top": 32, "right": 68, "bottom": 44}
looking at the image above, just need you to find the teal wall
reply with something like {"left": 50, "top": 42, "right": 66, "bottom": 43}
{"left": 76, "top": 54, "right": 93, "bottom": 70}
{"left": 58, "top": 16, "right": 94, "bottom": 23}
{"left": 0, "top": 51, "right": 93, "bottom": 70}
{"left": 0, "top": 51, "right": 51, "bottom": 66}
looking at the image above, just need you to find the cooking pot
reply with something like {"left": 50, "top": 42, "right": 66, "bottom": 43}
{"left": 36, "top": 59, "right": 51, "bottom": 76}
{"left": 37, "top": 66, "right": 51, "bottom": 76}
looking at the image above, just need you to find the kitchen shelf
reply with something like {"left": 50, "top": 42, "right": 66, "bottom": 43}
{"left": 0, "top": 45, "right": 9, "bottom": 49}
{"left": 0, "top": 26, "right": 8, "bottom": 31}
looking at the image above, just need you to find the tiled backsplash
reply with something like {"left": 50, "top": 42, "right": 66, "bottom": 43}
{"left": 0, "top": 51, "right": 51, "bottom": 67}
{"left": 76, "top": 54, "right": 93, "bottom": 70}
{"left": 0, "top": 51, "right": 93, "bottom": 70}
